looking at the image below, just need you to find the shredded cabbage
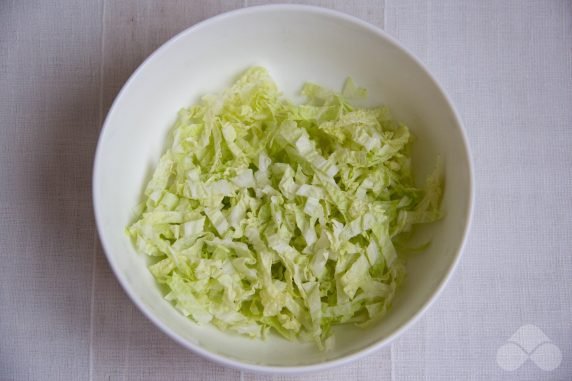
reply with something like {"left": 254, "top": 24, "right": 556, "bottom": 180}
{"left": 127, "top": 67, "right": 442, "bottom": 349}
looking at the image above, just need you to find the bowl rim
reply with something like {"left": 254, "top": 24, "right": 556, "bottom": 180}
{"left": 93, "top": 3, "right": 474, "bottom": 375}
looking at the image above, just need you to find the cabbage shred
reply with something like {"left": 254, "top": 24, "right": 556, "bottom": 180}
{"left": 127, "top": 67, "right": 442, "bottom": 348}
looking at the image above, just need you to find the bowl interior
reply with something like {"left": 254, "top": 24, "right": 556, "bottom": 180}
{"left": 94, "top": 5, "right": 472, "bottom": 371}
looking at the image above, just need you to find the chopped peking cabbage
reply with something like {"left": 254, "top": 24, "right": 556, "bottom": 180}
{"left": 127, "top": 67, "right": 442, "bottom": 349}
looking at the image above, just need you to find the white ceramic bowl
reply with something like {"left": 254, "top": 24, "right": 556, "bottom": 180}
{"left": 93, "top": 4, "right": 473, "bottom": 374}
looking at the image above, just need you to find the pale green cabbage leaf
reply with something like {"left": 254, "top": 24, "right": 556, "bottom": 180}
{"left": 127, "top": 67, "right": 442, "bottom": 349}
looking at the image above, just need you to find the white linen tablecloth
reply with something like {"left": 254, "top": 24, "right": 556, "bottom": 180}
{"left": 1, "top": 1, "right": 570, "bottom": 380}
